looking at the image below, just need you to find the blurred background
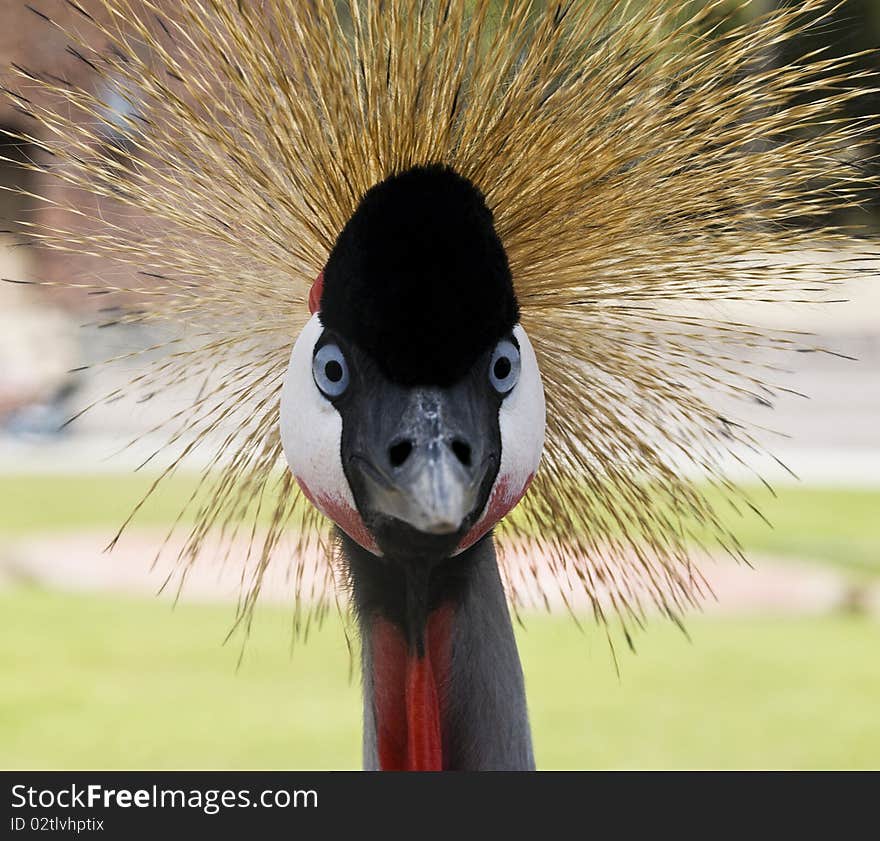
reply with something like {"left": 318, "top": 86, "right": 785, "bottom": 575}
{"left": 1, "top": 0, "right": 878, "bottom": 770}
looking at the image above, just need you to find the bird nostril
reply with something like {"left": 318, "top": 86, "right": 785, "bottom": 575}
{"left": 451, "top": 439, "right": 472, "bottom": 467}
{"left": 388, "top": 440, "right": 413, "bottom": 468}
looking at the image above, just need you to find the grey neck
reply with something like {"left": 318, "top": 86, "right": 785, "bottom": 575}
{"left": 343, "top": 531, "right": 535, "bottom": 771}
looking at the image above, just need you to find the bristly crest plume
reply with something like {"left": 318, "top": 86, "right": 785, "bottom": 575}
{"left": 2, "top": 0, "right": 878, "bottom": 645}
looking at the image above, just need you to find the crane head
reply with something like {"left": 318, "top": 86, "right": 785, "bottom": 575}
{"left": 280, "top": 165, "right": 545, "bottom": 562}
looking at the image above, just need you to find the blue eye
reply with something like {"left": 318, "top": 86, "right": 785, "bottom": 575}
{"left": 489, "top": 339, "right": 520, "bottom": 395}
{"left": 313, "top": 343, "right": 349, "bottom": 398}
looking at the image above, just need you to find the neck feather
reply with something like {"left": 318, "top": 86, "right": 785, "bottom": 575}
{"left": 341, "top": 530, "right": 535, "bottom": 771}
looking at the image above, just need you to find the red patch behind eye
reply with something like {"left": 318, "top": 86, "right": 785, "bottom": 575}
{"left": 296, "top": 476, "right": 381, "bottom": 555}
{"left": 456, "top": 471, "right": 534, "bottom": 553}
{"left": 308, "top": 270, "right": 325, "bottom": 314}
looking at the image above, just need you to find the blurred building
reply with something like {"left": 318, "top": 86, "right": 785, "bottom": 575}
{"left": 1, "top": 1, "right": 157, "bottom": 282}
{"left": 0, "top": 3, "right": 186, "bottom": 423}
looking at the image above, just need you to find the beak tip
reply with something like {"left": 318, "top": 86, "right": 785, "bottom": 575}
{"left": 354, "top": 439, "right": 486, "bottom": 539}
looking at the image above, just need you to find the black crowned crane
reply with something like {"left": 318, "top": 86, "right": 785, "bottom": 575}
{"left": 8, "top": 0, "right": 876, "bottom": 772}
{"left": 280, "top": 166, "right": 544, "bottom": 770}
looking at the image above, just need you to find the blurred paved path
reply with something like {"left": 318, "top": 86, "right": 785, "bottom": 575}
{"left": 2, "top": 529, "right": 878, "bottom": 618}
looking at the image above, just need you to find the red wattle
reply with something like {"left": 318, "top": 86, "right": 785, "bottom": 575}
{"left": 371, "top": 604, "right": 454, "bottom": 771}
{"left": 456, "top": 471, "right": 535, "bottom": 552}
{"left": 295, "top": 476, "right": 381, "bottom": 555}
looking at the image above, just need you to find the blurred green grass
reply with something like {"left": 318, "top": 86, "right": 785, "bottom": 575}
{"left": 0, "top": 474, "right": 877, "bottom": 573}
{"left": 1, "top": 586, "right": 878, "bottom": 770}
{"left": 2, "top": 475, "right": 876, "bottom": 769}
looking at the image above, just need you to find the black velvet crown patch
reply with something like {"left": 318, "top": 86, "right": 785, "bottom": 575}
{"left": 319, "top": 165, "right": 519, "bottom": 387}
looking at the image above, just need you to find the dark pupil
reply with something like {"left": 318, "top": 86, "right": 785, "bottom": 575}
{"left": 493, "top": 356, "right": 512, "bottom": 380}
{"left": 325, "top": 360, "right": 343, "bottom": 383}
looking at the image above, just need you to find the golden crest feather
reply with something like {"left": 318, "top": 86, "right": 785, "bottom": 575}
{"left": 2, "top": 0, "right": 878, "bottom": 644}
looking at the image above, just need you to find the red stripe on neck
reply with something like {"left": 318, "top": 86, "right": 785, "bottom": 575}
{"left": 371, "top": 604, "right": 454, "bottom": 771}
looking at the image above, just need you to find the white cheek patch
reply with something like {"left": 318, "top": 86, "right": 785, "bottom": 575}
{"left": 457, "top": 324, "right": 546, "bottom": 552}
{"left": 280, "top": 313, "right": 381, "bottom": 555}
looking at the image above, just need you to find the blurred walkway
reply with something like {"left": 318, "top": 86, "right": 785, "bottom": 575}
{"left": 2, "top": 528, "right": 879, "bottom": 619}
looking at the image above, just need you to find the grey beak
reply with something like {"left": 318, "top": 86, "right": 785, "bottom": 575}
{"left": 365, "top": 439, "right": 478, "bottom": 534}
{"left": 347, "top": 386, "right": 496, "bottom": 537}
